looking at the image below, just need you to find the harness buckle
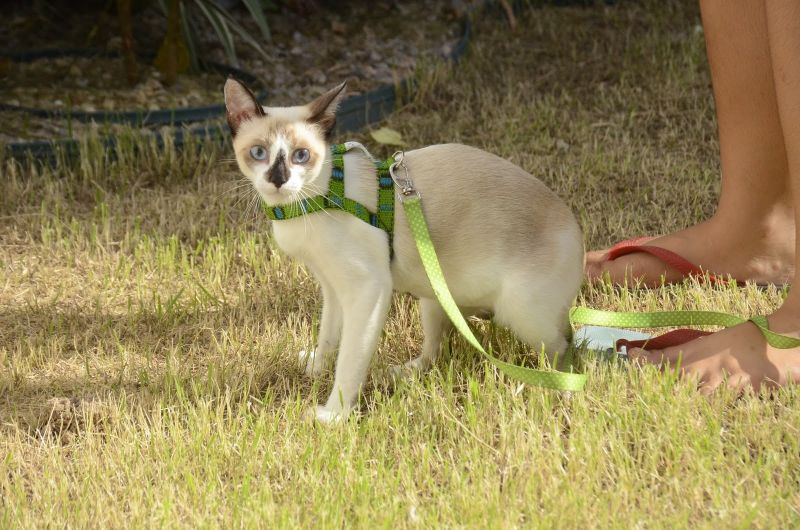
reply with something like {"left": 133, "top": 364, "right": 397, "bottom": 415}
{"left": 389, "top": 151, "right": 421, "bottom": 202}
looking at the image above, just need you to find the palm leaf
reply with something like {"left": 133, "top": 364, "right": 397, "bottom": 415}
{"left": 240, "top": 0, "right": 272, "bottom": 43}
{"left": 203, "top": 1, "right": 271, "bottom": 62}
{"left": 179, "top": 0, "right": 200, "bottom": 71}
{"left": 193, "top": 0, "right": 238, "bottom": 66}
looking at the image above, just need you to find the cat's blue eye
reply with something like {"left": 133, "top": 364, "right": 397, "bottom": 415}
{"left": 292, "top": 148, "right": 310, "bottom": 164}
{"left": 250, "top": 145, "right": 268, "bottom": 161}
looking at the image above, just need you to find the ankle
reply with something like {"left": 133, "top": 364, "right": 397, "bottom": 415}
{"left": 708, "top": 201, "right": 795, "bottom": 246}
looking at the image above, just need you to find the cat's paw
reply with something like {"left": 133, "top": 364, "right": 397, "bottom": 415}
{"left": 389, "top": 356, "right": 432, "bottom": 381}
{"left": 388, "top": 364, "right": 412, "bottom": 382}
{"left": 304, "top": 405, "right": 349, "bottom": 424}
{"left": 298, "top": 349, "right": 325, "bottom": 378}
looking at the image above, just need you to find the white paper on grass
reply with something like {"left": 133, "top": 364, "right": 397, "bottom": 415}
{"left": 572, "top": 326, "right": 652, "bottom": 355}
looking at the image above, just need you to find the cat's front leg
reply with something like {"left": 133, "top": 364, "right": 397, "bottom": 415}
{"left": 313, "top": 270, "right": 392, "bottom": 423}
{"left": 300, "top": 276, "right": 342, "bottom": 377}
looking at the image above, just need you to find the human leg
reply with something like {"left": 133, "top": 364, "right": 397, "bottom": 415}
{"left": 585, "top": 0, "right": 794, "bottom": 287}
{"left": 629, "top": 0, "right": 800, "bottom": 390}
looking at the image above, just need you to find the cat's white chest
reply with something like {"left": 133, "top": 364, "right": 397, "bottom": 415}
{"left": 270, "top": 212, "right": 390, "bottom": 268}
{"left": 271, "top": 218, "right": 312, "bottom": 258}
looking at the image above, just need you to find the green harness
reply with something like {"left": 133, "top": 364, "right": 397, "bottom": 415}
{"left": 262, "top": 143, "right": 396, "bottom": 237}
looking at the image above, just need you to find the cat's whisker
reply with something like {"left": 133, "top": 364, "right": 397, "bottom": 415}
{"left": 227, "top": 183, "right": 255, "bottom": 197}
{"left": 249, "top": 192, "right": 263, "bottom": 221}
{"left": 300, "top": 190, "right": 322, "bottom": 234}
{"left": 230, "top": 194, "right": 248, "bottom": 212}
{"left": 302, "top": 184, "right": 343, "bottom": 220}
{"left": 226, "top": 183, "right": 257, "bottom": 211}
{"left": 294, "top": 188, "right": 318, "bottom": 236}
{"left": 220, "top": 182, "right": 255, "bottom": 202}
{"left": 241, "top": 192, "right": 260, "bottom": 220}
{"left": 297, "top": 184, "right": 337, "bottom": 221}
{"left": 217, "top": 176, "right": 252, "bottom": 194}
{"left": 236, "top": 192, "right": 252, "bottom": 222}
{"left": 240, "top": 189, "right": 260, "bottom": 225}
{"left": 294, "top": 190, "right": 310, "bottom": 237}
{"left": 222, "top": 182, "right": 251, "bottom": 193}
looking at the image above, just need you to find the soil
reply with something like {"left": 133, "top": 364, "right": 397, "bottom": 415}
{"left": 0, "top": 0, "right": 465, "bottom": 143}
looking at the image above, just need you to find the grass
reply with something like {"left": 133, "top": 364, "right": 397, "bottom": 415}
{"left": 2, "top": 1, "right": 799, "bottom": 527}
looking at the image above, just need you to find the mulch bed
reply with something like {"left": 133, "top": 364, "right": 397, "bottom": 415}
{"left": 0, "top": 0, "right": 465, "bottom": 143}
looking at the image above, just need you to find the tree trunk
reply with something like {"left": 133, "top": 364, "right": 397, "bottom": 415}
{"left": 164, "top": 0, "right": 180, "bottom": 85}
{"left": 117, "top": 0, "right": 138, "bottom": 86}
{"left": 155, "top": 0, "right": 190, "bottom": 86}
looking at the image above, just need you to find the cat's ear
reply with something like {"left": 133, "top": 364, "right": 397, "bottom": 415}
{"left": 224, "top": 77, "right": 265, "bottom": 136}
{"left": 306, "top": 81, "right": 347, "bottom": 139}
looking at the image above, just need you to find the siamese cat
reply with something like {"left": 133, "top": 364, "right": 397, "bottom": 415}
{"left": 224, "top": 79, "right": 584, "bottom": 423}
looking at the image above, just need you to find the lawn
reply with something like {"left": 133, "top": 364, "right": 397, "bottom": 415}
{"left": 2, "top": 1, "right": 799, "bottom": 528}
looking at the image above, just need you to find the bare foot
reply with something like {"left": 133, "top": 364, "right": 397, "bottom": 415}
{"left": 585, "top": 217, "right": 794, "bottom": 287}
{"left": 628, "top": 306, "right": 800, "bottom": 392}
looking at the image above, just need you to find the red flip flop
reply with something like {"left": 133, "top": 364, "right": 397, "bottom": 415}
{"left": 605, "top": 236, "right": 727, "bottom": 285}
{"left": 616, "top": 328, "right": 712, "bottom": 352}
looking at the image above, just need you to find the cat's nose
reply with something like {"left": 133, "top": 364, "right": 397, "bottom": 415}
{"left": 267, "top": 153, "right": 290, "bottom": 188}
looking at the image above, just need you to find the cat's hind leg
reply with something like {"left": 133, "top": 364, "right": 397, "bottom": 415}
{"left": 391, "top": 298, "right": 451, "bottom": 379}
{"left": 492, "top": 277, "right": 571, "bottom": 358}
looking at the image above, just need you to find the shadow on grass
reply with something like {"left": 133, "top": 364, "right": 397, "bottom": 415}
{"left": 0, "top": 299, "right": 322, "bottom": 435}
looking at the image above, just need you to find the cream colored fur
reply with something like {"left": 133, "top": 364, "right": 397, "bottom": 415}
{"left": 224, "top": 80, "right": 584, "bottom": 423}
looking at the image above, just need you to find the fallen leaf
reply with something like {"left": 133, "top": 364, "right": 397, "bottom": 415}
{"left": 370, "top": 127, "right": 405, "bottom": 146}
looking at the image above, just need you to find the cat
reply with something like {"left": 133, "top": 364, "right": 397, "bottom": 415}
{"left": 224, "top": 78, "right": 584, "bottom": 423}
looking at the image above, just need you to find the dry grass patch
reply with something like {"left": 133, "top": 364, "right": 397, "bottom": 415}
{"left": 2, "top": 1, "right": 799, "bottom": 528}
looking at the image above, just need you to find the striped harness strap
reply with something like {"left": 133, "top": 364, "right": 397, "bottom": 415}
{"left": 262, "top": 142, "right": 396, "bottom": 239}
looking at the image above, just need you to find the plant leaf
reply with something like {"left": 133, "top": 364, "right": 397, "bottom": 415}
{"left": 370, "top": 127, "right": 406, "bottom": 146}
{"left": 179, "top": 1, "right": 200, "bottom": 71}
{"left": 240, "top": 0, "right": 272, "bottom": 42}
{"left": 204, "top": 2, "right": 271, "bottom": 62}
{"left": 193, "top": 0, "right": 238, "bottom": 66}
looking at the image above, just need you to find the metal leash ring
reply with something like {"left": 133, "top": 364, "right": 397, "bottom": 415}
{"left": 389, "top": 150, "right": 421, "bottom": 201}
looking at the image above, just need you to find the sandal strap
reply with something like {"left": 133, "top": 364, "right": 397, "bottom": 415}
{"left": 616, "top": 329, "right": 713, "bottom": 351}
{"left": 607, "top": 239, "right": 725, "bottom": 284}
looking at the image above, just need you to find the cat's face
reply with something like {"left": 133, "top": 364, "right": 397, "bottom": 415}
{"left": 224, "top": 79, "right": 346, "bottom": 205}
